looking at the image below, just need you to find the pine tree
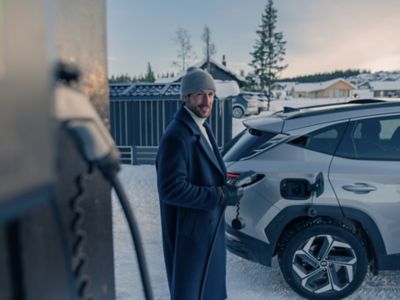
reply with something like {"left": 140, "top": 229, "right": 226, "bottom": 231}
{"left": 250, "top": 0, "right": 287, "bottom": 110}
{"left": 144, "top": 62, "right": 155, "bottom": 82}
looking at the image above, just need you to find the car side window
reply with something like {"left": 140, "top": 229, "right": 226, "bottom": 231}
{"left": 335, "top": 116, "right": 400, "bottom": 161}
{"left": 289, "top": 122, "right": 348, "bottom": 155}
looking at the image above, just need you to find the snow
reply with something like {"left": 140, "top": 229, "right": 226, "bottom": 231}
{"left": 293, "top": 78, "right": 356, "bottom": 92}
{"left": 369, "top": 80, "right": 400, "bottom": 91}
{"left": 347, "top": 71, "right": 400, "bottom": 87}
{"left": 112, "top": 97, "right": 400, "bottom": 299}
{"left": 215, "top": 80, "right": 240, "bottom": 99}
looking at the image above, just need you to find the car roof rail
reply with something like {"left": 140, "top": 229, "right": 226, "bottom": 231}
{"left": 276, "top": 98, "right": 389, "bottom": 115}
{"left": 282, "top": 106, "right": 300, "bottom": 113}
{"left": 347, "top": 98, "right": 386, "bottom": 104}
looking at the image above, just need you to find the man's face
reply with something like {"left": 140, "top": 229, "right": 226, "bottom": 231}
{"left": 184, "top": 90, "right": 215, "bottom": 118}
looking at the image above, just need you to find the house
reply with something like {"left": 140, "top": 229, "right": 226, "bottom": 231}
{"left": 157, "top": 58, "right": 246, "bottom": 87}
{"left": 273, "top": 81, "right": 296, "bottom": 99}
{"left": 360, "top": 80, "right": 400, "bottom": 98}
{"left": 197, "top": 58, "right": 246, "bottom": 87}
{"left": 292, "top": 78, "right": 356, "bottom": 98}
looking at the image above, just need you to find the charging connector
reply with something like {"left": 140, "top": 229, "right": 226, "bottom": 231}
{"left": 55, "top": 83, "right": 154, "bottom": 300}
{"left": 54, "top": 84, "right": 120, "bottom": 176}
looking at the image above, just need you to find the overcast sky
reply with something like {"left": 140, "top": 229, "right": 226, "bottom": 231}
{"left": 107, "top": 0, "right": 400, "bottom": 78}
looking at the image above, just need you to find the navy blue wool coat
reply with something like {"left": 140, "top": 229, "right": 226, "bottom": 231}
{"left": 156, "top": 106, "right": 227, "bottom": 300}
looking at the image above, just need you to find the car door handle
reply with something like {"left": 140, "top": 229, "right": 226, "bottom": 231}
{"left": 342, "top": 183, "right": 377, "bottom": 194}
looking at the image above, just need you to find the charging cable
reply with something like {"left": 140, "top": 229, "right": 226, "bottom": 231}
{"left": 199, "top": 171, "right": 257, "bottom": 300}
{"left": 55, "top": 83, "right": 154, "bottom": 300}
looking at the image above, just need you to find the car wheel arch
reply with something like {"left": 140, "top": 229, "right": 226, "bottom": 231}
{"left": 232, "top": 103, "right": 246, "bottom": 111}
{"left": 265, "top": 205, "right": 385, "bottom": 271}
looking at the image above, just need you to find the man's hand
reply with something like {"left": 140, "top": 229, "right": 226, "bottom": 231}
{"left": 221, "top": 183, "right": 244, "bottom": 206}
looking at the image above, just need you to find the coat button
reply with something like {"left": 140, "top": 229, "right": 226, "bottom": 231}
{"left": 209, "top": 220, "right": 214, "bottom": 225}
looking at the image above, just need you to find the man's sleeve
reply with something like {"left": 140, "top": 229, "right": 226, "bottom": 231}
{"left": 157, "top": 133, "right": 222, "bottom": 211}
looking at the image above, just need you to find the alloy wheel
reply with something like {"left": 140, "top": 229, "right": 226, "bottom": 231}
{"left": 292, "top": 234, "right": 357, "bottom": 294}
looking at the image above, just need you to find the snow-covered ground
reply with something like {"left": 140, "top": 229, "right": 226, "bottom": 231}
{"left": 112, "top": 98, "right": 400, "bottom": 299}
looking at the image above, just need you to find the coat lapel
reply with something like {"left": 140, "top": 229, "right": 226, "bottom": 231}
{"left": 197, "top": 134, "right": 225, "bottom": 176}
{"left": 175, "top": 107, "right": 225, "bottom": 177}
{"left": 203, "top": 122, "right": 227, "bottom": 176}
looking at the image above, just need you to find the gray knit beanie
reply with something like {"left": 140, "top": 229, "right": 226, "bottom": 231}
{"left": 180, "top": 67, "right": 216, "bottom": 99}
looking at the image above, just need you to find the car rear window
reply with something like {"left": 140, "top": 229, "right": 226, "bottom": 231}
{"left": 222, "top": 128, "right": 277, "bottom": 161}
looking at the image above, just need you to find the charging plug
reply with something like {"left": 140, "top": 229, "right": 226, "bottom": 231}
{"left": 228, "top": 170, "right": 258, "bottom": 187}
{"left": 54, "top": 84, "right": 120, "bottom": 176}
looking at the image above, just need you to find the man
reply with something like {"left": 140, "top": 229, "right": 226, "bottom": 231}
{"left": 156, "top": 67, "right": 243, "bottom": 300}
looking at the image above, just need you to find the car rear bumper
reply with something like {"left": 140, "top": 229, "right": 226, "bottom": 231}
{"left": 225, "top": 224, "right": 273, "bottom": 266}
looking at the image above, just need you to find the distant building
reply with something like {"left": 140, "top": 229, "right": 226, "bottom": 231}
{"left": 292, "top": 78, "right": 356, "bottom": 98}
{"left": 273, "top": 81, "right": 296, "bottom": 99}
{"left": 359, "top": 80, "right": 400, "bottom": 98}
{"left": 157, "top": 58, "right": 246, "bottom": 87}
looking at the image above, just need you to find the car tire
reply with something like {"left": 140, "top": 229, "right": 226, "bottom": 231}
{"left": 278, "top": 220, "right": 368, "bottom": 300}
{"left": 232, "top": 106, "right": 244, "bottom": 118}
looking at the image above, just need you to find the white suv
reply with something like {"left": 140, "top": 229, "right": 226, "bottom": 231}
{"left": 223, "top": 99, "right": 400, "bottom": 299}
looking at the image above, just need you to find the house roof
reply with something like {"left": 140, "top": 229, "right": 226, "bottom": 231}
{"left": 155, "top": 58, "right": 246, "bottom": 84}
{"left": 368, "top": 80, "right": 400, "bottom": 91}
{"left": 109, "top": 82, "right": 181, "bottom": 98}
{"left": 198, "top": 58, "right": 246, "bottom": 83}
{"left": 294, "top": 78, "right": 356, "bottom": 93}
{"left": 109, "top": 83, "right": 132, "bottom": 97}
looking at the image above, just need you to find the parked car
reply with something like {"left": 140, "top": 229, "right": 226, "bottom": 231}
{"left": 241, "top": 91, "right": 269, "bottom": 112}
{"left": 222, "top": 99, "right": 400, "bottom": 299}
{"left": 231, "top": 93, "right": 259, "bottom": 118}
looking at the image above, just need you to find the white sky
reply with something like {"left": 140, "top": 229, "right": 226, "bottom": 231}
{"left": 107, "top": 0, "right": 400, "bottom": 78}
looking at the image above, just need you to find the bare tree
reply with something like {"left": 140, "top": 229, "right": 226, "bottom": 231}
{"left": 172, "top": 27, "right": 196, "bottom": 73}
{"left": 201, "top": 25, "right": 216, "bottom": 71}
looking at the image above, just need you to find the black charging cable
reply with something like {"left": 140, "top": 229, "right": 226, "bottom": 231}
{"left": 199, "top": 205, "right": 226, "bottom": 300}
{"left": 102, "top": 168, "right": 154, "bottom": 300}
{"left": 199, "top": 171, "right": 257, "bottom": 300}
{"left": 73, "top": 146, "right": 154, "bottom": 300}
{"left": 50, "top": 197, "right": 80, "bottom": 300}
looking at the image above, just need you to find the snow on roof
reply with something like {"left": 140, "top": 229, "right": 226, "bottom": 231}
{"left": 368, "top": 80, "right": 400, "bottom": 91}
{"left": 199, "top": 58, "right": 246, "bottom": 82}
{"left": 156, "top": 58, "right": 246, "bottom": 84}
{"left": 294, "top": 78, "right": 356, "bottom": 92}
{"left": 109, "top": 82, "right": 180, "bottom": 97}
{"left": 215, "top": 80, "right": 240, "bottom": 99}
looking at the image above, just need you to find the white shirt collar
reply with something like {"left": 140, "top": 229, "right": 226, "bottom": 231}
{"left": 183, "top": 105, "right": 213, "bottom": 147}
{"left": 183, "top": 105, "right": 207, "bottom": 128}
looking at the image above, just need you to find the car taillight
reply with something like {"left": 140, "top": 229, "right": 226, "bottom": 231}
{"left": 227, "top": 173, "right": 241, "bottom": 181}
